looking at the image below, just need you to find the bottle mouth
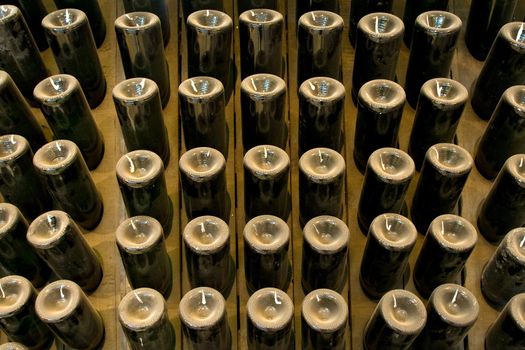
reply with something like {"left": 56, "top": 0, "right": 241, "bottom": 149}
{"left": 34, "top": 75, "right": 79, "bottom": 104}
{"left": 369, "top": 214, "right": 417, "bottom": 250}
{"left": 302, "top": 289, "right": 348, "bottom": 332}
{"left": 116, "top": 216, "right": 163, "bottom": 253}
{"left": 42, "top": 8, "right": 87, "bottom": 30}
{"left": 429, "top": 214, "right": 477, "bottom": 251}
{"left": 506, "top": 154, "right": 525, "bottom": 185}
{"left": 368, "top": 148, "right": 415, "bottom": 183}
{"left": 184, "top": 216, "right": 229, "bottom": 254}
{"left": 241, "top": 74, "right": 286, "bottom": 98}
{"left": 299, "top": 11, "right": 344, "bottom": 30}
{"left": 116, "top": 150, "right": 163, "bottom": 186}
{"left": 0, "top": 203, "right": 20, "bottom": 238}
{"left": 358, "top": 79, "right": 405, "bottom": 112}
{"left": 426, "top": 143, "right": 473, "bottom": 175}
{"left": 33, "top": 140, "right": 78, "bottom": 174}
{"left": 247, "top": 288, "right": 294, "bottom": 331}
{"left": 239, "top": 8, "right": 282, "bottom": 25}
{"left": 416, "top": 11, "right": 462, "bottom": 33}
{"left": 0, "top": 134, "right": 28, "bottom": 163}
{"left": 303, "top": 216, "right": 349, "bottom": 253}
{"left": 503, "top": 85, "right": 525, "bottom": 117}
{"left": 501, "top": 22, "right": 525, "bottom": 48}
{"left": 113, "top": 78, "right": 158, "bottom": 102}
{"left": 0, "top": 342, "right": 28, "bottom": 350}
{"left": 178, "top": 77, "right": 224, "bottom": 100}
{"left": 0, "top": 276, "right": 32, "bottom": 317}
{"left": 509, "top": 293, "right": 525, "bottom": 331}
{"left": 35, "top": 280, "right": 82, "bottom": 323}
{"left": 115, "top": 12, "right": 159, "bottom": 30}
{"left": 430, "top": 284, "right": 479, "bottom": 327}
{"left": 187, "top": 9, "right": 232, "bottom": 30}
{"left": 299, "top": 77, "right": 345, "bottom": 101}
{"left": 0, "top": 5, "right": 18, "bottom": 23}
{"left": 506, "top": 228, "right": 525, "bottom": 264}
{"left": 243, "top": 145, "right": 289, "bottom": 178}
{"left": 379, "top": 289, "right": 427, "bottom": 335}
{"left": 179, "top": 147, "right": 226, "bottom": 181}
{"left": 180, "top": 287, "right": 226, "bottom": 330}
{"left": 118, "top": 288, "right": 166, "bottom": 331}
{"left": 421, "top": 78, "right": 468, "bottom": 106}
{"left": 244, "top": 215, "right": 289, "bottom": 253}
{"left": 299, "top": 148, "right": 345, "bottom": 183}
{"left": 27, "top": 210, "right": 71, "bottom": 248}
{"left": 358, "top": 13, "right": 404, "bottom": 38}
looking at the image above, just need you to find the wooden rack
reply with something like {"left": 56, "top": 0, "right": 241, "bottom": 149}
{"left": 3, "top": 0, "right": 521, "bottom": 348}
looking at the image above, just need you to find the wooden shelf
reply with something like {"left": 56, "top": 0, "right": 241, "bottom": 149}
{"left": 3, "top": 0, "right": 511, "bottom": 349}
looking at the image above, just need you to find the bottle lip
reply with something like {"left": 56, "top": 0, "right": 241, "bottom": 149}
{"left": 504, "top": 154, "right": 525, "bottom": 186}
{"left": 430, "top": 284, "right": 479, "bottom": 327}
{"left": 0, "top": 342, "right": 28, "bottom": 350}
{"left": 241, "top": 74, "right": 287, "bottom": 98}
{"left": 42, "top": 8, "right": 88, "bottom": 31}
{"left": 299, "top": 10, "right": 344, "bottom": 31}
{"left": 247, "top": 287, "right": 294, "bottom": 331}
{"left": 187, "top": 9, "right": 232, "bottom": 31}
{"left": 179, "top": 287, "right": 226, "bottom": 330}
{"left": 0, "top": 5, "right": 20, "bottom": 23}
{"left": 35, "top": 280, "right": 83, "bottom": 323}
{"left": 34, "top": 74, "right": 80, "bottom": 104}
{"left": 502, "top": 227, "right": 525, "bottom": 264}
{"left": 0, "top": 275, "right": 32, "bottom": 317}
{"left": 369, "top": 213, "right": 417, "bottom": 250}
{"left": 179, "top": 147, "right": 226, "bottom": 182}
{"left": 420, "top": 78, "right": 468, "bottom": 106}
{"left": 303, "top": 215, "right": 349, "bottom": 253}
{"left": 0, "top": 71, "right": 15, "bottom": 91}
{"left": 299, "top": 148, "right": 345, "bottom": 183}
{"left": 367, "top": 147, "right": 415, "bottom": 183}
{"left": 113, "top": 78, "right": 159, "bottom": 103}
{"left": 33, "top": 140, "right": 79, "bottom": 174}
{"left": 0, "top": 134, "right": 30, "bottom": 164}
{"left": 425, "top": 143, "right": 473, "bottom": 175}
{"left": 243, "top": 145, "right": 289, "bottom": 178}
{"left": 115, "top": 12, "right": 161, "bottom": 31}
{"left": 26, "top": 210, "right": 73, "bottom": 249}
{"left": 178, "top": 76, "right": 224, "bottom": 100}
{"left": 118, "top": 288, "right": 166, "bottom": 331}
{"left": 0, "top": 203, "right": 22, "bottom": 239}
{"left": 415, "top": 10, "right": 462, "bottom": 34}
{"left": 302, "top": 288, "right": 348, "bottom": 332}
{"left": 239, "top": 8, "right": 283, "bottom": 26}
{"left": 358, "top": 12, "right": 404, "bottom": 40}
{"left": 358, "top": 79, "right": 405, "bottom": 112}
{"left": 299, "top": 77, "right": 345, "bottom": 102}
{"left": 116, "top": 150, "right": 163, "bottom": 186}
{"left": 244, "top": 215, "right": 290, "bottom": 253}
{"left": 378, "top": 289, "right": 427, "bottom": 335}
{"left": 428, "top": 214, "right": 478, "bottom": 252}
{"left": 116, "top": 216, "right": 164, "bottom": 253}
{"left": 183, "top": 216, "right": 229, "bottom": 254}
{"left": 502, "top": 85, "right": 525, "bottom": 117}
{"left": 508, "top": 293, "right": 525, "bottom": 332}
{"left": 500, "top": 22, "right": 525, "bottom": 49}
